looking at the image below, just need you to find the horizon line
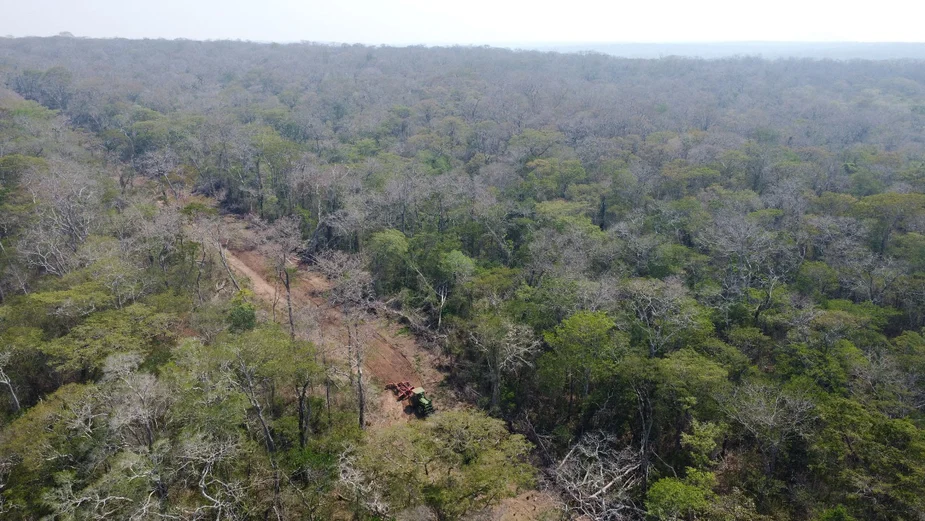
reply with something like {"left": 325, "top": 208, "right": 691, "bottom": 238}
{"left": 3, "top": 34, "right": 925, "bottom": 47}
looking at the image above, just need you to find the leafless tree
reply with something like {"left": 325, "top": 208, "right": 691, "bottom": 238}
{"left": 194, "top": 216, "right": 241, "bottom": 293}
{"left": 724, "top": 382, "right": 816, "bottom": 476}
{"left": 102, "top": 353, "right": 172, "bottom": 451}
{"left": 338, "top": 445, "right": 390, "bottom": 517}
{"left": 42, "top": 473, "right": 134, "bottom": 521}
{"left": 135, "top": 148, "right": 182, "bottom": 200}
{"left": 622, "top": 276, "right": 701, "bottom": 358}
{"left": 292, "top": 163, "right": 351, "bottom": 254}
{"left": 224, "top": 350, "right": 276, "bottom": 454}
{"left": 0, "top": 454, "right": 13, "bottom": 516}
{"left": 19, "top": 162, "right": 100, "bottom": 276}
{"left": 0, "top": 351, "right": 21, "bottom": 412}
{"left": 314, "top": 250, "right": 373, "bottom": 429}
{"left": 826, "top": 239, "right": 903, "bottom": 304}
{"left": 258, "top": 216, "right": 303, "bottom": 339}
{"left": 470, "top": 320, "right": 539, "bottom": 411}
{"left": 178, "top": 431, "right": 247, "bottom": 520}
{"left": 698, "top": 209, "right": 802, "bottom": 319}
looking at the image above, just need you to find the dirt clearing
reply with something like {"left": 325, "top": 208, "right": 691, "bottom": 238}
{"left": 223, "top": 241, "right": 445, "bottom": 424}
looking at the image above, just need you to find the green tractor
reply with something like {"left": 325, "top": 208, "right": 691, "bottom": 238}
{"left": 386, "top": 381, "right": 435, "bottom": 417}
{"left": 410, "top": 387, "right": 434, "bottom": 416}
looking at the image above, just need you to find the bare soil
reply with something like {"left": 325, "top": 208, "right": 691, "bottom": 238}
{"left": 489, "top": 491, "right": 562, "bottom": 521}
{"left": 222, "top": 220, "right": 561, "bottom": 520}
{"left": 224, "top": 240, "right": 445, "bottom": 427}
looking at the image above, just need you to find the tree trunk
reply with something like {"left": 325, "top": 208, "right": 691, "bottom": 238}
{"left": 242, "top": 367, "right": 276, "bottom": 453}
{"left": 352, "top": 322, "right": 366, "bottom": 430}
{"left": 285, "top": 269, "right": 295, "bottom": 340}
{"left": 195, "top": 247, "right": 206, "bottom": 305}
{"left": 297, "top": 382, "right": 312, "bottom": 448}
{"left": 218, "top": 245, "right": 241, "bottom": 292}
{"left": 256, "top": 157, "right": 264, "bottom": 218}
{"left": 0, "top": 376, "right": 21, "bottom": 412}
{"left": 490, "top": 362, "right": 501, "bottom": 412}
{"left": 321, "top": 348, "right": 332, "bottom": 424}
{"left": 162, "top": 172, "right": 180, "bottom": 200}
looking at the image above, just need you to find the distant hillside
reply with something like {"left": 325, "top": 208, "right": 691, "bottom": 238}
{"left": 529, "top": 41, "right": 925, "bottom": 60}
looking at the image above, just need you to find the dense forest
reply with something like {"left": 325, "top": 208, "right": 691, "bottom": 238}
{"left": 1, "top": 36, "right": 925, "bottom": 520}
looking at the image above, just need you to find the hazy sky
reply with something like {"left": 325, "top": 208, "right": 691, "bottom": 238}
{"left": 1, "top": 0, "right": 921, "bottom": 44}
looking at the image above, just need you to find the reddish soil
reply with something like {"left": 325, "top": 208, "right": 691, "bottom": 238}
{"left": 223, "top": 221, "right": 562, "bottom": 520}
{"left": 489, "top": 491, "right": 562, "bottom": 521}
{"left": 224, "top": 243, "right": 445, "bottom": 427}
{"left": 224, "top": 249, "right": 278, "bottom": 303}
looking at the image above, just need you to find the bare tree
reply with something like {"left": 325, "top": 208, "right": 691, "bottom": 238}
{"left": 553, "top": 432, "right": 642, "bottom": 521}
{"left": 292, "top": 163, "right": 351, "bottom": 254}
{"left": 178, "top": 431, "right": 247, "bottom": 519}
{"left": 102, "top": 353, "right": 172, "bottom": 451}
{"left": 259, "top": 216, "right": 303, "bottom": 339}
{"left": 315, "top": 250, "right": 373, "bottom": 429}
{"left": 698, "top": 209, "right": 801, "bottom": 320}
{"left": 470, "top": 319, "right": 539, "bottom": 411}
{"left": 135, "top": 148, "right": 182, "bottom": 200}
{"left": 195, "top": 216, "right": 241, "bottom": 293}
{"left": 42, "top": 474, "right": 134, "bottom": 521}
{"left": 225, "top": 350, "right": 277, "bottom": 454}
{"left": 0, "top": 351, "right": 21, "bottom": 412}
{"left": 622, "top": 276, "right": 701, "bottom": 358}
{"left": 19, "top": 162, "right": 100, "bottom": 276}
{"left": 724, "top": 382, "right": 816, "bottom": 476}
{"left": 827, "top": 239, "right": 903, "bottom": 304}
{"left": 337, "top": 445, "right": 390, "bottom": 517}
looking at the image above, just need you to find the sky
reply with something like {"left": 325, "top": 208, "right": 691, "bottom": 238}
{"left": 0, "top": 0, "right": 922, "bottom": 45}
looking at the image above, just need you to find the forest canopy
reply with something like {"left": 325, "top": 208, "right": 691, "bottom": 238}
{"left": 0, "top": 37, "right": 925, "bottom": 520}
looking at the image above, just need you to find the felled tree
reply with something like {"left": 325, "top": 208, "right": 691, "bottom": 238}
{"left": 553, "top": 432, "right": 641, "bottom": 520}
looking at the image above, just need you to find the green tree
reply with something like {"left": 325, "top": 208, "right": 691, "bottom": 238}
{"left": 856, "top": 193, "right": 925, "bottom": 253}
{"left": 349, "top": 409, "right": 534, "bottom": 520}
{"left": 646, "top": 470, "right": 713, "bottom": 520}
{"left": 367, "top": 228, "right": 410, "bottom": 294}
{"left": 540, "top": 311, "right": 623, "bottom": 418}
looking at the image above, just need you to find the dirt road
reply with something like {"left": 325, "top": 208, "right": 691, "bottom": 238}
{"left": 223, "top": 234, "right": 560, "bottom": 519}
{"left": 224, "top": 245, "right": 444, "bottom": 426}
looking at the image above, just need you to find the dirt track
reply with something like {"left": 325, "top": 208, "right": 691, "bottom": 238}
{"left": 224, "top": 245, "right": 445, "bottom": 426}
{"left": 223, "top": 233, "right": 560, "bottom": 519}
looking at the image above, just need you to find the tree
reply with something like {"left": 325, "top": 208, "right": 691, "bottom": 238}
{"left": 134, "top": 148, "right": 182, "bottom": 200}
{"left": 724, "top": 382, "right": 816, "bottom": 477}
{"left": 315, "top": 250, "right": 372, "bottom": 429}
{"left": 470, "top": 314, "right": 539, "bottom": 411}
{"left": 11, "top": 67, "right": 74, "bottom": 110}
{"left": 811, "top": 397, "right": 925, "bottom": 520}
{"left": 698, "top": 208, "right": 801, "bottom": 321}
{"left": 259, "top": 216, "right": 303, "bottom": 339}
{"left": 645, "top": 472, "right": 712, "bottom": 521}
{"left": 856, "top": 193, "right": 925, "bottom": 253}
{"left": 541, "top": 311, "right": 622, "bottom": 417}
{"left": 266, "top": 338, "right": 321, "bottom": 449}
{"left": 621, "top": 276, "right": 710, "bottom": 358}
{"left": 347, "top": 409, "right": 534, "bottom": 520}
{"left": 211, "top": 328, "right": 291, "bottom": 454}
{"left": 19, "top": 162, "right": 100, "bottom": 277}
{"left": 366, "top": 228, "right": 409, "bottom": 295}
{"left": 0, "top": 351, "right": 21, "bottom": 412}
{"left": 102, "top": 352, "right": 172, "bottom": 451}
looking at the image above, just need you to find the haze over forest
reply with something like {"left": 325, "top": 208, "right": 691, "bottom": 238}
{"left": 0, "top": 4, "right": 925, "bottom": 521}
